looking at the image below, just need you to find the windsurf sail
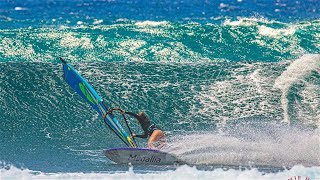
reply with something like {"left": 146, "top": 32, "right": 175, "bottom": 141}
{"left": 60, "top": 57, "right": 137, "bottom": 148}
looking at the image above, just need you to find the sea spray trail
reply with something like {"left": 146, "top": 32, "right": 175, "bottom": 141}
{"left": 165, "top": 123, "right": 320, "bottom": 167}
{"left": 0, "top": 18, "right": 319, "bottom": 62}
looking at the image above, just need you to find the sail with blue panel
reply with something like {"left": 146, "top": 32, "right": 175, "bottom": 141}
{"left": 60, "top": 57, "right": 137, "bottom": 148}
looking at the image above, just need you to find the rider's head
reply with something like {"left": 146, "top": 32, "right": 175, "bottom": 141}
{"left": 138, "top": 111, "right": 149, "bottom": 124}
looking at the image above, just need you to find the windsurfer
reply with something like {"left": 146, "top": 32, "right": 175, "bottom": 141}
{"left": 111, "top": 108, "right": 166, "bottom": 149}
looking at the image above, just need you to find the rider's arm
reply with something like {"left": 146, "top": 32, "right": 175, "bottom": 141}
{"left": 124, "top": 111, "right": 140, "bottom": 119}
{"left": 124, "top": 111, "right": 148, "bottom": 138}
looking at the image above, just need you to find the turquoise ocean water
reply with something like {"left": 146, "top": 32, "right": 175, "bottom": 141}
{"left": 0, "top": 0, "right": 320, "bottom": 179}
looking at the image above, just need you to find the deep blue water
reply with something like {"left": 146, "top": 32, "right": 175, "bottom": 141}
{"left": 0, "top": 0, "right": 319, "bottom": 177}
{"left": 1, "top": 0, "right": 320, "bottom": 29}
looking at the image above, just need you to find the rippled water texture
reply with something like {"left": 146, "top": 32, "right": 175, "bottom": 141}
{"left": 0, "top": 0, "right": 319, "bottom": 179}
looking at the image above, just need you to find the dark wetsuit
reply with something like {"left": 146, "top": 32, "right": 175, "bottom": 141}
{"left": 125, "top": 111, "right": 158, "bottom": 138}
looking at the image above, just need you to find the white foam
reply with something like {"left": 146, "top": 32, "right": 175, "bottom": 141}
{"left": 223, "top": 17, "right": 273, "bottom": 27}
{"left": 219, "top": 3, "right": 229, "bottom": 9}
{"left": 132, "top": 21, "right": 172, "bottom": 37}
{"left": 1, "top": 164, "right": 319, "bottom": 180}
{"left": 135, "top": 21, "right": 168, "bottom": 27}
{"left": 59, "top": 34, "right": 94, "bottom": 49}
{"left": 274, "top": 54, "right": 320, "bottom": 123}
{"left": 0, "top": 38, "right": 35, "bottom": 59}
{"left": 275, "top": 55, "right": 320, "bottom": 90}
{"left": 76, "top": 21, "right": 83, "bottom": 25}
{"left": 14, "top": 7, "right": 28, "bottom": 11}
{"left": 119, "top": 39, "right": 146, "bottom": 52}
{"left": 93, "top": 19, "right": 103, "bottom": 25}
{"left": 258, "top": 25, "right": 296, "bottom": 37}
